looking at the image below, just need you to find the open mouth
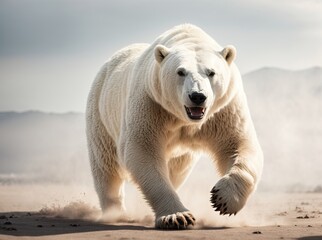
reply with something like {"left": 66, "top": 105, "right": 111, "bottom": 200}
{"left": 184, "top": 106, "right": 206, "bottom": 120}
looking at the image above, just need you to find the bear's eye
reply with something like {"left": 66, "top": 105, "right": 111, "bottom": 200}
{"left": 207, "top": 70, "right": 215, "bottom": 77}
{"left": 177, "top": 68, "right": 187, "bottom": 77}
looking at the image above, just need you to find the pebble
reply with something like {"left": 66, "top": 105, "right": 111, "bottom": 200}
{"left": 70, "top": 224, "right": 80, "bottom": 227}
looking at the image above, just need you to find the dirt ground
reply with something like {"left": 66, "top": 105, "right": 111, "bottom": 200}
{"left": 0, "top": 184, "right": 321, "bottom": 240}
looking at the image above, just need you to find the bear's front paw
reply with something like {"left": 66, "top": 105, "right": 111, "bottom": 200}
{"left": 210, "top": 175, "right": 251, "bottom": 216}
{"left": 155, "top": 211, "right": 195, "bottom": 229}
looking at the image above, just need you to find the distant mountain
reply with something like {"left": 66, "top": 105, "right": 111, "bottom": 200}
{"left": 244, "top": 66, "right": 322, "bottom": 99}
{"left": 0, "top": 67, "right": 321, "bottom": 190}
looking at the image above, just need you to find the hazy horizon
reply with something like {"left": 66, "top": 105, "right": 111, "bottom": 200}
{"left": 0, "top": 66, "right": 319, "bottom": 114}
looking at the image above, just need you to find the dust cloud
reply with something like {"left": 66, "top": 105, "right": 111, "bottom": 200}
{"left": 39, "top": 201, "right": 100, "bottom": 221}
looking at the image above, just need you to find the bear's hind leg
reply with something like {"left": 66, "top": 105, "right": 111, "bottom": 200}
{"left": 91, "top": 164, "right": 127, "bottom": 221}
{"left": 86, "top": 113, "right": 126, "bottom": 220}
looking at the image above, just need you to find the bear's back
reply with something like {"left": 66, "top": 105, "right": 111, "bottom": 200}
{"left": 153, "top": 24, "right": 222, "bottom": 51}
{"left": 99, "top": 43, "right": 149, "bottom": 141}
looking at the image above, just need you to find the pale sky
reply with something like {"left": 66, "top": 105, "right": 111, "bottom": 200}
{"left": 0, "top": 0, "right": 321, "bottom": 113}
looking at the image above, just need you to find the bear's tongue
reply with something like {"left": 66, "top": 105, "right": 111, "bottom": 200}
{"left": 185, "top": 106, "right": 206, "bottom": 120}
{"left": 189, "top": 107, "right": 204, "bottom": 117}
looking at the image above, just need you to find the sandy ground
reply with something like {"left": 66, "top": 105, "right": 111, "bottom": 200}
{"left": 0, "top": 184, "right": 322, "bottom": 240}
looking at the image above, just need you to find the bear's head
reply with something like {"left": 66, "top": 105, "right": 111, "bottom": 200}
{"left": 154, "top": 43, "right": 236, "bottom": 124}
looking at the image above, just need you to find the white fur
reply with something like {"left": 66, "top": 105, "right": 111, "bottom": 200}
{"left": 86, "top": 24, "right": 263, "bottom": 229}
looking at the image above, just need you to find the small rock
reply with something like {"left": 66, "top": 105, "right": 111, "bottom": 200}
{"left": 308, "top": 225, "right": 312, "bottom": 227}
{"left": 277, "top": 211, "right": 288, "bottom": 216}
{"left": 252, "top": 231, "right": 262, "bottom": 234}
{"left": 4, "top": 221, "right": 12, "bottom": 225}
{"left": 304, "top": 214, "right": 309, "bottom": 219}
{"left": 70, "top": 224, "right": 80, "bottom": 227}
{"left": 295, "top": 206, "right": 302, "bottom": 212}
{"left": 51, "top": 224, "right": 55, "bottom": 227}
{"left": 277, "top": 225, "right": 281, "bottom": 227}
{"left": 37, "top": 225, "right": 43, "bottom": 228}
{"left": 2, "top": 227, "right": 17, "bottom": 231}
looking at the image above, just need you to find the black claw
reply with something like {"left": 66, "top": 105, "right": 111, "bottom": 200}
{"left": 234, "top": 212, "right": 237, "bottom": 216}
{"left": 210, "top": 195, "right": 217, "bottom": 201}
{"left": 187, "top": 217, "right": 194, "bottom": 225}
{"left": 210, "top": 196, "right": 217, "bottom": 202}
{"left": 175, "top": 223, "right": 180, "bottom": 230}
{"left": 217, "top": 203, "right": 222, "bottom": 209}
{"left": 177, "top": 218, "right": 184, "bottom": 225}
{"left": 211, "top": 188, "right": 219, "bottom": 193}
{"left": 224, "top": 207, "right": 227, "bottom": 212}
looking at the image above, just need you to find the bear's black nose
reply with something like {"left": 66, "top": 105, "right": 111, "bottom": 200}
{"left": 189, "top": 92, "right": 207, "bottom": 105}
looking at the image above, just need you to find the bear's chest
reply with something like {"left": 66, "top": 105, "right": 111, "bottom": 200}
{"left": 165, "top": 126, "right": 203, "bottom": 159}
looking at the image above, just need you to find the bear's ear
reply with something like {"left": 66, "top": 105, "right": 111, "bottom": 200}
{"left": 221, "top": 45, "right": 236, "bottom": 65}
{"left": 154, "top": 45, "right": 170, "bottom": 64}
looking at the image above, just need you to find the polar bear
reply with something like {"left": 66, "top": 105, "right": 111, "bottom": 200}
{"left": 86, "top": 24, "right": 263, "bottom": 229}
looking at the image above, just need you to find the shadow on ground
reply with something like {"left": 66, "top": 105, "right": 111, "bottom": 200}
{"left": 297, "top": 237, "right": 322, "bottom": 240}
{"left": 0, "top": 211, "right": 151, "bottom": 237}
{"left": 0, "top": 211, "right": 229, "bottom": 237}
